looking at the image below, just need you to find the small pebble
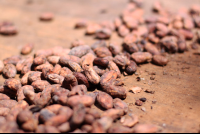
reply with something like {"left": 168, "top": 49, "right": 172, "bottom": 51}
{"left": 141, "top": 107, "right": 146, "bottom": 112}
{"left": 139, "top": 98, "right": 147, "bottom": 102}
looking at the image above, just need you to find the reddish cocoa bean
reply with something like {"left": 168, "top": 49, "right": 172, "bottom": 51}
{"left": 28, "top": 71, "right": 42, "bottom": 83}
{"left": 94, "top": 47, "right": 112, "bottom": 58}
{"left": 97, "top": 91, "right": 113, "bottom": 110}
{"left": 144, "top": 43, "right": 160, "bottom": 55}
{"left": 70, "top": 103, "right": 86, "bottom": 127}
{"left": 0, "top": 100, "right": 18, "bottom": 109}
{"left": 108, "top": 43, "right": 121, "bottom": 56}
{"left": 4, "top": 78, "right": 21, "bottom": 92}
{"left": 86, "top": 108, "right": 101, "bottom": 119}
{"left": 21, "top": 71, "right": 33, "bottom": 85}
{"left": 161, "top": 36, "right": 178, "bottom": 53}
{"left": 47, "top": 56, "right": 60, "bottom": 65}
{"left": 52, "top": 64, "right": 61, "bottom": 74}
{"left": 62, "top": 59, "right": 83, "bottom": 73}
{"left": 152, "top": 55, "right": 169, "bottom": 66}
{"left": 17, "top": 85, "right": 34, "bottom": 102}
{"left": 118, "top": 25, "right": 130, "bottom": 37}
{"left": 39, "top": 12, "right": 54, "bottom": 21}
{"left": 47, "top": 74, "right": 64, "bottom": 85}
{"left": 0, "top": 93, "right": 10, "bottom": 100}
{"left": 113, "top": 98, "right": 128, "bottom": 114}
{"left": 135, "top": 100, "right": 143, "bottom": 106}
{"left": 84, "top": 114, "right": 95, "bottom": 125}
{"left": 31, "top": 80, "right": 50, "bottom": 92}
{"left": 58, "top": 122, "right": 71, "bottom": 133}
{"left": 3, "top": 64, "right": 17, "bottom": 78}
{"left": 83, "top": 65, "right": 100, "bottom": 85}
{"left": 81, "top": 124, "right": 92, "bottom": 133}
{"left": 93, "top": 58, "right": 109, "bottom": 67}
{"left": 73, "top": 72, "right": 90, "bottom": 88}
{"left": 95, "top": 28, "right": 112, "bottom": 39}
{"left": 17, "top": 110, "right": 33, "bottom": 124}
{"left": 179, "top": 29, "right": 194, "bottom": 40}
{"left": 113, "top": 55, "right": 130, "bottom": 68}
{"left": 69, "top": 85, "right": 87, "bottom": 96}
{"left": 35, "top": 63, "right": 53, "bottom": 71}
{"left": 101, "top": 109, "right": 124, "bottom": 120}
{"left": 0, "top": 107, "right": 10, "bottom": 116}
{"left": 131, "top": 52, "right": 152, "bottom": 64}
{"left": 71, "top": 39, "right": 85, "bottom": 48}
{"left": 107, "top": 61, "right": 121, "bottom": 78}
{"left": 45, "top": 107, "right": 73, "bottom": 126}
{"left": 125, "top": 61, "right": 137, "bottom": 75}
{"left": 3, "top": 55, "right": 21, "bottom": 65}
{"left": 21, "top": 44, "right": 34, "bottom": 55}
{"left": 60, "top": 67, "right": 73, "bottom": 77}
{"left": 69, "top": 45, "right": 91, "bottom": 58}
{"left": 62, "top": 74, "right": 78, "bottom": 90}
{"left": 33, "top": 56, "right": 46, "bottom": 66}
{"left": 85, "top": 23, "right": 101, "bottom": 35}
{"left": 121, "top": 114, "right": 139, "bottom": 127}
{"left": 67, "top": 95, "right": 95, "bottom": 107}
{"left": 21, "top": 119, "right": 38, "bottom": 132}
{"left": 93, "top": 65, "right": 107, "bottom": 76}
{"left": 34, "top": 49, "right": 53, "bottom": 58}
{"left": 59, "top": 55, "right": 81, "bottom": 65}
{"left": 21, "top": 63, "right": 32, "bottom": 75}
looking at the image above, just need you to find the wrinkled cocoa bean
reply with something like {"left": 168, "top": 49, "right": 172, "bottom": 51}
{"left": 3, "top": 64, "right": 17, "bottom": 78}
{"left": 152, "top": 55, "right": 169, "bottom": 66}
{"left": 97, "top": 91, "right": 113, "bottom": 110}
{"left": 21, "top": 44, "right": 34, "bottom": 55}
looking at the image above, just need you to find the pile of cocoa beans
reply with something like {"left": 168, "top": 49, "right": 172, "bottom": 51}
{"left": 0, "top": 41, "right": 160, "bottom": 133}
{"left": 0, "top": 0, "right": 199, "bottom": 133}
{"left": 75, "top": 0, "right": 200, "bottom": 54}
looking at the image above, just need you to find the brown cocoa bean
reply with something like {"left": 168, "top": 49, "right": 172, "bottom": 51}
{"left": 131, "top": 52, "right": 152, "bottom": 64}
{"left": 33, "top": 56, "right": 46, "bottom": 66}
{"left": 34, "top": 49, "right": 53, "bottom": 58}
{"left": 152, "top": 55, "right": 169, "bottom": 66}
{"left": 58, "top": 122, "right": 71, "bottom": 133}
{"left": 31, "top": 80, "right": 50, "bottom": 92}
{"left": 35, "top": 63, "right": 53, "bottom": 71}
{"left": 93, "top": 65, "right": 107, "bottom": 76}
{"left": 83, "top": 65, "right": 100, "bottom": 85}
{"left": 45, "top": 107, "right": 73, "bottom": 126}
{"left": 125, "top": 60, "right": 137, "bottom": 75}
{"left": 17, "top": 110, "right": 33, "bottom": 124}
{"left": 39, "top": 12, "right": 54, "bottom": 21}
{"left": 0, "top": 100, "right": 18, "bottom": 109}
{"left": 113, "top": 55, "right": 130, "bottom": 68}
{"left": 3, "top": 55, "right": 21, "bottom": 65}
{"left": 0, "top": 93, "right": 10, "bottom": 100}
{"left": 67, "top": 95, "right": 95, "bottom": 107}
{"left": 113, "top": 98, "right": 128, "bottom": 114}
{"left": 94, "top": 47, "right": 112, "bottom": 58}
{"left": 161, "top": 36, "right": 178, "bottom": 53}
{"left": 69, "top": 45, "right": 91, "bottom": 58}
{"left": 62, "top": 74, "right": 78, "bottom": 90}
{"left": 28, "top": 71, "right": 42, "bottom": 83}
{"left": 93, "top": 58, "right": 109, "bottom": 67}
{"left": 3, "top": 64, "right": 17, "bottom": 78}
{"left": 47, "top": 56, "right": 60, "bottom": 65}
{"left": 60, "top": 67, "right": 73, "bottom": 77}
{"left": 144, "top": 42, "right": 160, "bottom": 55}
{"left": 69, "top": 85, "right": 87, "bottom": 96}
{"left": 17, "top": 85, "right": 34, "bottom": 102}
{"left": 0, "top": 107, "right": 10, "bottom": 116}
{"left": 21, "top": 71, "right": 33, "bottom": 85}
{"left": 21, "top": 44, "right": 34, "bottom": 55}
{"left": 48, "top": 74, "right": 64, "bottom": 85}
{"left": 101, "top": 109, "right": 124, "bottom": 120}
{"left": 81, "top": 124, "right": 92, "bottom": 133}
{"left": 73, "top": 72, "right": 90, "bottom": 88}
{"left": 84, "top": 114, "right": 95, "bottom": 125}
{"left": 70, "top": 103, "right": 86, "bottom": 127}
{"left": 118, "top": 25, "right": 130, "bottom": 37}
{"left": 4, "top": 78, "right": 21, "bottom": 92}
{"left": 71, "top": 39, "right": 85, "bottom": 48}
{"left": 95, "top": 28, "right": 112, "bottom": 39}
{"left": 107, "top": 61, "right": 121, "bottom": 78}
{"left": 121, "top": 114, "right": 139, "bottom": 127}
{"left": 85, "top": 23, "right": 101, "bottom": 35}
{"left": 97, "top": 91, "right": 113, "bottom": 109}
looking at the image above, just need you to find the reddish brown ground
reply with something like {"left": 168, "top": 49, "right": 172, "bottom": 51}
{"left": 0, "top": 0, "right": 199, "bottom": 133}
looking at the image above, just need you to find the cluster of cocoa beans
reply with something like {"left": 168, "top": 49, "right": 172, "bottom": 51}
{"left": 0, "top": 0, "right": 199, "bottom": 133}
{"left": 0, "top": 39, "right": 160, "bottom": 132}
{"left": 75, "top": 0, "right": 200, "bottom": 55}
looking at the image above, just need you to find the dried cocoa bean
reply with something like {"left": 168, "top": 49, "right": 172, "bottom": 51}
{"left": 131, "top": 52, "right": 152, "bottom": 64}
{"left": 113, "top": 98, "right": 128, "bottom": 114}
{"left": 73, "top": 72, "right": 90, "bottom": 88}
{"left": 3, "top": 64, "right": 17, "bottom": 78}
{"left": 21, "top": 44, "right": 34, "bottom": 55}
{"left": 125, "top": 60, "right": 137, "bottom": 75}
{"left": 67, "top": 95, "right": 95, "bottom": 107}
{"left": 3, "top": 55, "right": 21, "bottom": 65}
{"left": 31, "top": 80, "right": 50, "bottom": 92}
{"left": 97, "top": 91, "right": 113, "bottom": 109}
{"left": 47, "top": 56, "right": 60, "bottom": 65}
